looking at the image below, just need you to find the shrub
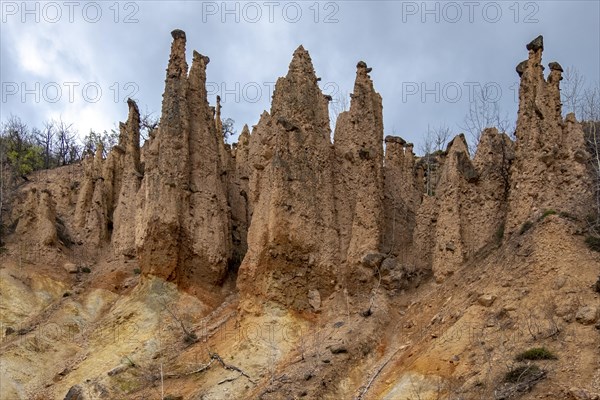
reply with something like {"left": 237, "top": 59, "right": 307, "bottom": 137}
{"left": 539, "top": 209, "right": 557, "bottom": 221}
{"left": 504, "top": 364, "right": 542, "bottom": 383}
{"left": 585, "top": 235, "right": 600, "bottom": 252}
{"left": 133, "top": 268, "right": 141, "bottom": 275}
{"left": 495, "top": 224, "right": 505, "bottom": 243}
{"left": 520, "top": 221, "right": 534, "bottom": 235}
{"left": 81, "top": 266, "right": 91, "bottom": 273}
{"left": 184, "top": 332, "right": 198, "bottom": 345}
{"left": 515, "top": 347, "right": 557, "bottom": 361}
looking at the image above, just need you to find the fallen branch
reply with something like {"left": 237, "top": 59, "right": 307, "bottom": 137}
{"left": 355, "top": 345, "right": 407, "bottom": 400}
{"left": 210, "top": 352, "right": 257, "bottom": 384}
{"left": 158, "top": 298, "right": 198, "bottom": 344}
{"left": 218, "top": 373, "right": 243, "bottom": 385}
{"left": 164, "top": 358, "right": 214, "bottom": 379}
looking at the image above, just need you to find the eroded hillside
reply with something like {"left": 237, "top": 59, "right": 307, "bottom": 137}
{"left": 0, "top": 33, "right": 599, "bottom": 400}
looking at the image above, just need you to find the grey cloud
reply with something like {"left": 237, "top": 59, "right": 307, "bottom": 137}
{"left": 1, "top": 0, "right": 598, "bottom": 149}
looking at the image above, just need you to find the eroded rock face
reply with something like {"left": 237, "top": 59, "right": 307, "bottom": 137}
{"left": 429, "top": 135, "right": 472, "bottom": 280}
{"left": 137, "top": 30, "right": 231, "bottom": 291}
{"left": 15, "top": 188, "right": 58, "bottom": 247}
{"left": 414, "top": 132, "right": 514, "bottom": 281}
{"left": 74, "top": 145, "right": 109, "bottom": 247}
{"left": 229, "top": 125, "right": 251, "bottom": 267}
{"left": 111, "top": 99, "right": 142, "bottom": 257}
{"left": 237, "top": 46, "right": 339, "bottom": 311}
{"left": 71, "top": 99, "right": 142, "bottom": 254}
{"left": 382, "top": 136, "right": 421, "bottom": 261}
{"left": 507, "top": 35, "right": 592, "bottom": 233}
{"left": 334, "top": 61, "right": 385, "bottom": 264}
{"left": 466, "top": 128, "right": 514, "bottom": 251}
{"left": 6, "top": 33, "right": 594, "bottom": 318}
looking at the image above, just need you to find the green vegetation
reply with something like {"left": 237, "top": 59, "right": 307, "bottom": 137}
{"left": 539, "top": 209, "right": 557, "bottom": 221}
{"left": 495, "top": 224, "right": 505, "bottom": 243}
{"left": 504, "top": 364, "right": 542, "bottom": 383}
{"left": 81, "top": 266, "right": 91, "bottom": 273}
{"left": 585, "top": 235, "right": 600, "bottom": 252}
{"left": 519, "top": 221, "right": 534, "bottom": 235}
{"left": 133, "top": 268, "right": 141, "bottom": 275}
{"left": 515, "top": 347, "right": 557, "bottom": 361}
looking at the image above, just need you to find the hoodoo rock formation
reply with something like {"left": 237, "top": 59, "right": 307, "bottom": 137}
{"left": 137, "top": 30, "right": 231, "bottom": 294}
{"left": 382, "top": 136, "right": 421, "bottom": 261}
{"left": 10, "top": 31, "right": 592, "bottom": 305}
{"left": 507, "top": 35, "right": 592, "bottom": 233}
{"left": 334, "top": 61, "right": 385, "bottom": 265}
{"left": 6, "top": 31, "right": 593, "bottom": 298}
{"left": 2, "top": 33, "right": 597, "bottom": 400}
{"left": 237, "top": 46, "right": 339, "bottom": 311}
{"left": 111, "top": 99, "right": 142, "bottom": 257}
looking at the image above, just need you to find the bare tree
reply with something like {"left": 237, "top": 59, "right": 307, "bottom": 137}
{"left": 581, "top": 85, "right": 600, "bottom": 232}
{"left": 419, "top": 124, "right": 451, "bottom": 196}
{"left": 222, "top": 117, "right": 236, "bottom": 143}
{"left": 561, "top": 66, "right": 586, "bottom": 116}
{"left": 581, "top": 85, "right": 600, "bottom": 121}
{"left": 556, "top": 67, "right": 600, "bottom": 231}
{"left": 36, "top": 120, "right": 55, "bottom": 169}
{"left": 460, "top": 87, "right": 514, "bottom": 153}
{"left": 330, "top": 90, "right": 350, "bottom": 131}
{"left": 140, "top": 109, "right": 159, "bottom": 142}
{"left": 54, "top": 119, "right": 79, "bottom": 165}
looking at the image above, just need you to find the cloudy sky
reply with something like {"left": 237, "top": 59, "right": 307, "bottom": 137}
{"left": 1, "top": 1, "right": 599, "bottom": 150}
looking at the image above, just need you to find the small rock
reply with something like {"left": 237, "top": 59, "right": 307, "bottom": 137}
{"left": 548, "top": 61, "right": 563, "bottom": 72}
{"left": 445, "top": 241, "right": 456, "bottom": 252}
{"left": 64, "top": 385, "right": 84, "bottom": 400}
{"left": 516, "top": 59, "right": 528, "bottom": 77}
{"left": 384, "top": 136, "right": 406, "bottom": 145}
{"left": 575, "top": 305, "right": 599, "bottom": 325}
{"left": 107, "top": 365, "right": 128, "bottom": 376}
{"left": 63, "top": 263, "right": 79, "bottom": 273}
{"left": 330, "top": 345, "right": 348, "bottom": 354}
{"left": 526, "top": 35, "right": 544, "bottom": 52}
{"left": 477, "top": 294, "right": 496, "bottom": 307}
{"left": 361, "top": 252, "right": 385, "bottom": 268}
{"left": 171, "top": 29, "right": 186, "bottom": 40}
{"left": 308, "top": 289, "right": 321, "bottom": 311}
{"left": 381, "top": 257, "right": 398, "bottom": 272}
{"left": 553, "top": 275, "right": 567, "bottom": 290}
